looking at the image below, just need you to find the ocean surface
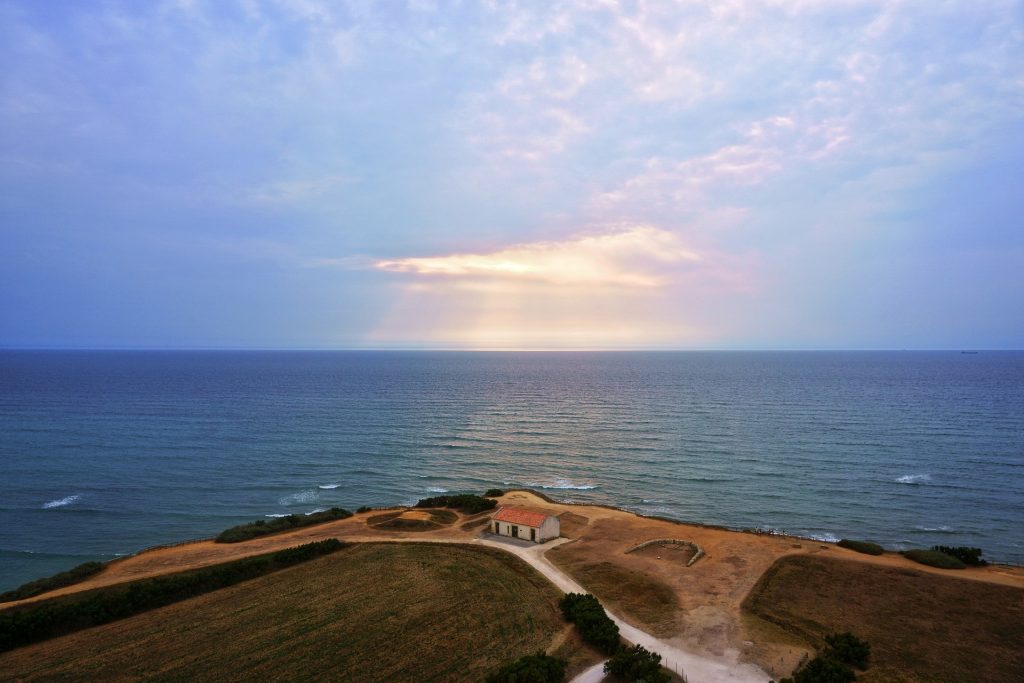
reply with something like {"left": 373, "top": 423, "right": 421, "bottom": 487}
{"left": 1, "top": 350, "right": 1022, "bottom": 591}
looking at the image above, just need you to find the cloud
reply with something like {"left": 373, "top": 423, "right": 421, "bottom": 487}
{"left": 374, "top": 226, "right": 700, "bottom": 288}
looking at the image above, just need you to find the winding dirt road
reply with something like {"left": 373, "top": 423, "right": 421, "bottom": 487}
{"left": 475, "top": 536, "right": 769, "bottom": 683}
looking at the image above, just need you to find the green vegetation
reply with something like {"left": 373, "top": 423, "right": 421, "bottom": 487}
{"left": 931, "top": 545, "right": 987, "bottom": 566}
{"left": 356, "top": 505, "right": 373, "bottom": 513}
{"left": 745, "top": 554, "right": 1024, "bottom": 682}
{"left": 485, "top": 488, "right": 505, "bottom": 497}
{"left": 836, "top": 539, "right": 883, "bottom": 556}
{"left": 215, "top": 507, "right": 352, "bottom": 543}
{"left": 0, "top": 561, "right": 105, "bottom": 603}
{"left": 0, "top": 539, "right": 344, "bottom": 653}
{"left": 415, "top": 493, "right": 497, "bottom": 514}
{"left": 604, "top": 644, "right": 670, "bottom": 683}
{"left": 0, "top": 543, "right": 587, "bottom": 682}
{"left": 778, "top": 632, "right": 870, "bottom": 683}
{"left": 485, "top": 651, "right": 567, "bottom": 683}
{"left": 559, "top": 593, "right": 620, "bottom": 655}
{"left": 901, "top": 548, "right": 966, "bottom": 569}
{"left": 779, "top": 655, "right": 856, "bottom": 683}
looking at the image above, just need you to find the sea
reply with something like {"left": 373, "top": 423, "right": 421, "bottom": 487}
{"left": 1, "top": 350, "right": 1022, "bottom": 591}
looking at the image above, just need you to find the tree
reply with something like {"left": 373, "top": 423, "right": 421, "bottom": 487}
{"left": 604, "top": 644, "right": 670, "bottom": 683}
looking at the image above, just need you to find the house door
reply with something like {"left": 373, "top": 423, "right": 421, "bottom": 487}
{"left": 530, "top": 528, "right": 536, "bottom": 541}
{"left": 511, "top": 525, "right": 519, "bottom": 538}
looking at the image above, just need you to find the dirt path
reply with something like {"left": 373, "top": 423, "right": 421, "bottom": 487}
{"left": 476, "top": 536, "right": 769, "bottom": 683}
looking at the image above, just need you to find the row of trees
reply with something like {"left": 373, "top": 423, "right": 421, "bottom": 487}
{"left": 0, "top": 561, "right": 105, "bottom": 603}
{"left": 414, "top": 493, "right": 497, "bottom": 514}
{"left": 215, "top": 507, "right": 352, "bottom": 543}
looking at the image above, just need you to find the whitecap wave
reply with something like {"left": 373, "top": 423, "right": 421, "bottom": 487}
{"left": 305, "top": 508, "right": 327, "bottom": 515}
{"left": 531, "top": 479, "right": 598, "bottom": 490}
{"left": 278, "top": 491, "right": 319, "bottom": 506}
{"left": 914, "top": 525, "right": 955, "bottom": 532}
{"left": 265, "top": 513, "right": 291, "bottom": 518}
{"left": 896, "top": 474, "right": 931, "bottom": 484}
{"left": 318, "top": 483, "right": 341, "bottom": 490}
{"left": 426, "top": 487, "right": 449, "bottom": 493}
{"left": 42, "top": 495, "right": 81, "bottom": 509}
{"left": 808, "top": 532, "right": 841, "bottom": 543}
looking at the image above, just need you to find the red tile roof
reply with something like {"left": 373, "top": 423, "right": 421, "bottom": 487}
{"left": 492, "top": 507, "right": 551, "bottom": 527}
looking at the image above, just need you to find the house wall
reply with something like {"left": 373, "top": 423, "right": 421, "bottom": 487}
{"left": 491, "top": 517, "right": 560, "bottom": 543}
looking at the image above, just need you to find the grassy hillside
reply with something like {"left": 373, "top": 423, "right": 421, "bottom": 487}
{"left": 0, "top": 543, "right": 579, "bottom": 682}
{"left": 744, "top": 554, "right": 1024, "bottom": 683}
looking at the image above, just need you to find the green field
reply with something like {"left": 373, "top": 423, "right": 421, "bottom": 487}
{"left": 744, "top": 554, "right": 1024, "bottom": 682}
{"left": 0, "top": 543, "right": 581, "bottom": 682}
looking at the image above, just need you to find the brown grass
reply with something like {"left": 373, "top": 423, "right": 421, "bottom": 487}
{"left": 548, "top": 545, "right": 680, "bottom": 637}
{"left": 0, "top": 543, "right": 588, "bottom": 683}
{"left": 743, "top": 554, "right": 1024, "bottom": 683}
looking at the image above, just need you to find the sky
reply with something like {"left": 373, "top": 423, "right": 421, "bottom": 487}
{"left": 1, "top": 0, "right": 1022, "bottom": 350}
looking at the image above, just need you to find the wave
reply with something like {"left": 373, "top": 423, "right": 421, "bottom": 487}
{"left": 318, "top": 483, "right": 341, "bottom": 489}
{"left": 426, "top": 487, "right": 449, "bottom": 493}
{"left": 265, "top": 513, "right": 291, "bottom": 518}
{"left": 896, "top": 474, "right": 931, "bottom": 485}
{"left": 304, "top": 508, "right": 327, "bottom": 515}
{"left": 914, "top": 525, "right": 956, "bottom": 533}
{"left": 42, "top": 495, "right": 81, "bottom": 509}
{"left": 529, "top": 479, "right": 598, "bottom": 490}
{"left": 807, "top": 532, "right": 841, "bottom": 543}
{"left": 278, "top": 491, "right": 318, "bottom": 506}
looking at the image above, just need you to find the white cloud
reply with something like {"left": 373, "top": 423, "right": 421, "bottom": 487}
{"left": 375, "top": 226, "right": 700, "bottom": 288}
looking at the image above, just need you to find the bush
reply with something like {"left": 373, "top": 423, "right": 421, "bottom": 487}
{"left": 824, "top": 633, "right": 870, "bottom": 670}
{"left": 559, "top": 593, "right": 620, "bottom": 655}
{"left": 836, "top": 540, "right": 883, "bottom": 556}
{"left": 485, "top": 489, "right": 505, "bottom": 498}
{"left": 902, "top": 549, "right": 966, "bottom": 569}
{"left": 931, "top": 546, "right": 987, "bottom": 567}
{"left": 215, "top": 507, "right": 352, "bottom": 543}
{"left": 779, "top": 656, "right": 855, "bottom": 683}
{"left": 485, "top": 651, "right": 567, "bottom": 683}
{"left": 0, "top": 539, "right": 344, "bottom": 653}
{"left": 604, "top": 644, "right": 670, "bottom": 683}
{"left": 356, "top": 506, "right": 373, "bottom": 514}
{"left": 414, "top": 494, "right": 496, "bottom": 514}
{"left": 0, "top": 561, "right": 106, "bottom": 603}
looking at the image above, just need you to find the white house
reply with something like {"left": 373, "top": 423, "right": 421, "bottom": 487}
{"left": 491, "top": 507, "right": 560, "bottom": 543}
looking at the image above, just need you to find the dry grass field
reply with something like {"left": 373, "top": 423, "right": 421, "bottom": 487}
{"left": 744, "top": 554, "right": 1024, "bottom": 683}
{"left": 0, "top": 542, "right": 591, "bottom": 683}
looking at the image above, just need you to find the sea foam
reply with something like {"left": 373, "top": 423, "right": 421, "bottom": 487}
{"left": 318, "top": 483, "right": 341, "bottom": 489}
{"left": 278, "top": 491, "right": 318, "bottom": 506}
{"left": 42, "top": 495, "right": 81, "bottom": 509}
{"left": 896, "top": 474, "right": 931, "bottom": 484}
{"left": 426, "top": 486, "right": 449, "bottom": 493}
{"left": 530, "top": 478, "right": 598, "bottom": 490}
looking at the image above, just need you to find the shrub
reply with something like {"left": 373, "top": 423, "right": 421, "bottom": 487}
{"left": 824, "top": 633, "right": 870, "bottom": 670}
{"left": 215, "top": 507, "right": 352, "bottom": 543}
{"left": 836, "top": 540, "right": 883, "bottom": 556}
{"left": 0, "top": 539, "right": 344, "bottom": 653}
{"left": 559, "top": 593, "right": 620, "bottom": 655}
{"left": 931, "top": 546, "right": 987, "bottom": 567}
{"left": 779, "top": 656, "right": 855, "bottom": 683}
{"left": 0, "top": 561, "right": 106, "bottom": 603}
{"left": 485, "top": 651, "right": 567, "bottom": 683}
{"left": 604, "top": 644, "right": 670, "bottom": 683}
{"left": 485, "top": 488, "right": 505, "bottom": 498}
{"left": 414, "top": 494, "right": 496, "bottom": 514}
{"left": 902, "top": 549, "right": 966, "bottom": 569}
{"left": 356, "top": 506, "right": 373, "bottom": 514}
